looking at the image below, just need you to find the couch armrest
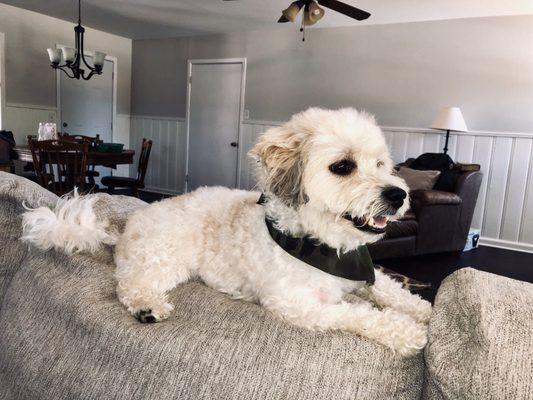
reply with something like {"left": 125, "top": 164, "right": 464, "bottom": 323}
{"left": 410, "top": 190, "right": 462, "bottom": 207}
{"left": 411, "top": 189, "right": 462, "bottom": 255}
{"left": 424, "top": 268, "right": 533, "bottom": 399}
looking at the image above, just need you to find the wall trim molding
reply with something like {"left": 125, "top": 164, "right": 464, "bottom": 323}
{"left": 6, "top": 102, "right": 57, "bottom": 111}
{"left": 244, "top": 119, "right": 533, "bottom": 139}
{"left": 382, "top": 126, "right": 533, "bottom": 139}
{"left": 479, "top": 237, "right": 533, "bottom": 254}
{"left": 5, "top": 104, "right": 135, "bottom": 118}
{"left": 245, "top": 119, "right": 282, "bottom": 126}
{"left": 131, "top": 115, "right": 184, "bottom": 122}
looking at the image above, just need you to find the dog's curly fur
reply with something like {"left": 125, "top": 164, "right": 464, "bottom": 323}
{"left": 22, "top": 107, "right": 431, "bottom": 356}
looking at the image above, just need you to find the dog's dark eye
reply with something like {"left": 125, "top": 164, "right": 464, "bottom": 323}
{"left": 329, "top": 159, "right": 356, "bottom": 176}
{"left": 377, "top": 160, "right": 385, "bottom": 168}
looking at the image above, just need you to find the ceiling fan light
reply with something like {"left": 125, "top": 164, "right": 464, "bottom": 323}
{"left": 282, "top": 2, "right": 302, "bottom": 22}
{"left": 304, "top": 1, "right": 325, "bottom": 25}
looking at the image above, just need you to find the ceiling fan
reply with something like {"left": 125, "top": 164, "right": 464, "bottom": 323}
{"left": 278, "top": 0, "right": 370, "bottom": 26}
{"left": 222, "top": 0, "right": 370, "bottom": 41}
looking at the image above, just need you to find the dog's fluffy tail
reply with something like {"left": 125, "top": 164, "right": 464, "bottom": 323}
{"left": 21, "top": 190, "right": 117, "bottom": 254}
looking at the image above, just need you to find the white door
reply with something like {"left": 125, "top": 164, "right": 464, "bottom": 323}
{"left": 59, "top": 57, "right": 114, "bottom": 183}
{"left": 186, "top": 60, "right": 245, "bottom": 191}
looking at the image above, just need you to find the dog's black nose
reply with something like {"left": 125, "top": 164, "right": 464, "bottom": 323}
{"left": 382, "top": 186, "right": 407, "bottom": 209}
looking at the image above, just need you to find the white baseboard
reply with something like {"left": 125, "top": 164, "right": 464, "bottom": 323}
{"left": 479, "top": 237, "right": 533, "bottom": 254}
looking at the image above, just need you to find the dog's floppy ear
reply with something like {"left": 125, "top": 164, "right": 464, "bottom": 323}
{"left": 249, "top": 126, "right": 307, "bottom": 206}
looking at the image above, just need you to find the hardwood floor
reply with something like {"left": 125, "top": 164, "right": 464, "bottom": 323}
{"left": 138, "top": 190, "right": 170, "bottom": 203}
{"left": 138, "top": 190, "right": 533, "bottom": 303}
{"left": 376, "top": 246, "right": 533, "bottom": 302}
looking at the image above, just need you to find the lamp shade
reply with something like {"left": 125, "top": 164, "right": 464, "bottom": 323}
{"left": 431, "top": 107, "right": 468, "bottom": 132}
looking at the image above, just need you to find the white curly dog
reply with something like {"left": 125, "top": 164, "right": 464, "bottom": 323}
{"left": 22, "top": 107, "right": 431, "bottom": 356}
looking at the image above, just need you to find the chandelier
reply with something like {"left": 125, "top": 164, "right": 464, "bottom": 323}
{"left": 46, "top": 0, "right": 106, "bottom": 80}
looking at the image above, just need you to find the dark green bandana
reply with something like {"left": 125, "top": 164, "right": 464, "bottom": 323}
{"left": 258, "top": 195, "right": 375, "bottom": 285}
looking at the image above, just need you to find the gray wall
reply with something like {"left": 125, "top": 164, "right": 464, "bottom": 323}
{"left": 132, "top": 14, "right": 533, "bottom": 132}
{"left": 0, "top": 3, "right": 132, "bottom": 114}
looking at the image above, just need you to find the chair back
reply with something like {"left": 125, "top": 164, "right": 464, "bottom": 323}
{"left": 28, "top": 137, "right": 89, "bottom": 195}
{"left": 136, "top": 138, "right": 153, "bottom": 187}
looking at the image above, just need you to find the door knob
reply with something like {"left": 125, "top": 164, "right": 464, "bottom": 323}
{"left": 230, "top": 142, "right": 238, "bottom": 147}
{"left": 62, "top": 122, "right": 68, "bottom": 127}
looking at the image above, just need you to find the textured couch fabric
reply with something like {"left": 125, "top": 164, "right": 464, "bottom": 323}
{"left": 423, "top": 268, "right": 533, "bottom": 400}
{"left": 0, "top": 172, "right": 424, "bottom": 400}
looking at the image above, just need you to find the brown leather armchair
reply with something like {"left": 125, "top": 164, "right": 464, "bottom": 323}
{"left": 368, "top": 163, "right": 483, "bottom": 260}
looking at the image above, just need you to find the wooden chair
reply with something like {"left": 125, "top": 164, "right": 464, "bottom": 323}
{"left": 60, "top": 133, "right": 101, "bottom": 189}
{"left": 101, "top": 138, "right": 152, "bottom": 197}
{"left": 28, "top": 137, "right": 89, "bottom": 195}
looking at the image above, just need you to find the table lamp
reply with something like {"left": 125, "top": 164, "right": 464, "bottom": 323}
{"left": 431, "top": 107, "right": 468, "bottom": 154}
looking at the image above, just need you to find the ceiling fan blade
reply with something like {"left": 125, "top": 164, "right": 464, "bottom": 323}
{"left": 317, "top": 0, "right": 370, "bottom": 21}
{"left": 278, "top": 15, "right": 290, "bottom": 23}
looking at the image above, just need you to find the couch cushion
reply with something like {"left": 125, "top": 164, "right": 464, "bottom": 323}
{"left": 423, "top": 268, "right": 533, "bottom": 400}
{"left": 398, "top": 167, "right": 441, "bottom": 191}
{"left": 0, "top": 173, "right": 425, "bottom": 400}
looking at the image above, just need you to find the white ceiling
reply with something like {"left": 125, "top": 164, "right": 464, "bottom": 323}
{"left": 2, "top": 0, "right": 533, "bottom": 39}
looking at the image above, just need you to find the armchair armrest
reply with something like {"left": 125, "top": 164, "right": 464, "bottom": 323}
{"left": 411, "top": 190, "right": 462, "bottom": 254}
{"left": 410, "top": 189, "right": 462, "bottom": 207}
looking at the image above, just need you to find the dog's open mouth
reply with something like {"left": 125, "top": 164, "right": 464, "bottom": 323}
{"left": 343, "top": 214, "right": 391, "bottom": 234}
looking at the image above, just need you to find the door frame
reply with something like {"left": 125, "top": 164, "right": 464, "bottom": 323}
{"left": 185, "top": 58, "right": 247, "bottom": 192}
{"left": 55, "top": 43, "right": 118, "bottom": 141}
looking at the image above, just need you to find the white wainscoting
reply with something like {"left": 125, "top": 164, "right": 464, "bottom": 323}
{"left": 241, "top": 120, "right": 533, "bottom": 253}
{"left": 129, "top": 116, "right": 187, "bottom": 194}
{"left": 124, "top": 115, "right": 533, "bottom": 253}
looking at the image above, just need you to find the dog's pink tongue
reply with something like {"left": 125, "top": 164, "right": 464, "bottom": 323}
{"left": 373, "top": 216, "right": 388, "bottom": 228}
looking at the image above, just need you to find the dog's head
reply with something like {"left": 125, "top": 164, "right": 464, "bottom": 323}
{"left": 250, "top": 107, "right": 409, "bottom": 248}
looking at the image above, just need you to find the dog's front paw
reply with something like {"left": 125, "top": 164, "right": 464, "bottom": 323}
{"left": 416, "top": 299, "right": 433, "bottom": 325}
{"left": 390, "top": 319, "right": 428, "bottom": 357}
{"left": 135, "top": 309, "right": 159, "bottom": 323}
{"left": 132, "top": 301, "right": 173, "bottom": 323}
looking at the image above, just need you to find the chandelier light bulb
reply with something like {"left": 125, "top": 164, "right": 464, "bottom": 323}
{"left": 61, "top": 47, "right": 76, "bottom": 63}
{"left": 93, "top": 51, "right": 106, "bottom": 67}
{"left": 47, "top": 48, "right": 61, "bottom": 64}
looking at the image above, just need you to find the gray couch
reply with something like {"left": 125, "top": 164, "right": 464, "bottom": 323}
{"left": 0, "top": 172, "right": 531, "bottom": 400}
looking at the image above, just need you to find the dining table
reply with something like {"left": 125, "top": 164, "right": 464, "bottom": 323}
{"left": 13, "top": 145, "right": 135, "bottom": 169}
